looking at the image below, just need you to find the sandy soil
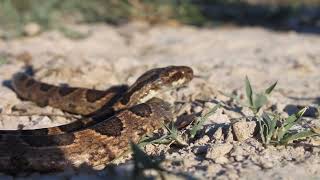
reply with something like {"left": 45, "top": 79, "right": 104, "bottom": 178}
{"left": 0, "top": 22, "right": 319, "bottom": 179}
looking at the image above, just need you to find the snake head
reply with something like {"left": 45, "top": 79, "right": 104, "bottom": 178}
{"left": 117, "top": 66, "right": 193, "bottom": 108}
{"left": 159, "top": 66, "right": 193, "bottom": 88}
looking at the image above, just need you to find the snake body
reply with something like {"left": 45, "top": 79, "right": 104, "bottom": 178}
{"left": 0, "top": 66, "right": 193, "bottom": 172}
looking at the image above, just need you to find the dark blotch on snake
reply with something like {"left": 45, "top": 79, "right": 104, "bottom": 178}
{"left": 129, "top": 103, "right": 152, "bottom": 117}
{"left": 85, "top": 90, "right": 108, "bottom": 103}
{"left": 21, "top": 134, "right": 75, "bottom": 147}
{"left": 58, "top": 87, "right": 76, "bottom": 96}
{"left": 39, "top": 83, "right": 52, "bottom": 92}
{"left": 25, "top": 79, "right": 35, "bottom": 87}
{"left": 93, "top": 116, "right": 123, "bottom": 136}
{"left": 15, "top": 73, "right": 28, "bottom": 82}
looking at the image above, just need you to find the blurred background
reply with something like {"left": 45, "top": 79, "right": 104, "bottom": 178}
{"left": 0, "top": 0, "right": 319, "bottom": 38}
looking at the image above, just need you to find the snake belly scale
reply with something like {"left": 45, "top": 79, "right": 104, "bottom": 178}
{"left": 0, "top": 66, "right": 193, "bottom": 172}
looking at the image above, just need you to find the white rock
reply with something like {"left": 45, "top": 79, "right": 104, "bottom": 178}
{"left": 212, "top": 127, "right": 223, "bottom": 141}
{"left": 232, "top": 121, "right": 256, "bottom": 142}
{"left": 206, "top": 143, "right": 233, "bottom": 159}
{"left": 225, "top": 127, "right": 234, "bottom": 142}
{"left": 23, "top": 22, "right": 41, "bottom": 36}
{"left": 194, "top": 106, "right": 203, "bottom": 113}
{"left": 215, "top": 156, "right": 229, "bottom": 164}
{"left": 195, "top": 135, "right": 210, "bottom": 145}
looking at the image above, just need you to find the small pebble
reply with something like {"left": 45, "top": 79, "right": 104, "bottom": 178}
{"left": 235, "top": 155, "right": 244, "bottom": 162}
{"left": 225, "top": 127, "right": 234, "bottom": 142}
{"left": 215, "top": 156, "right": 229, "bottom": 164}
{"left": 206, "top": 143, "right": 233, "bottom": 159}
{"left": 232, "top": 121, "right": 256, "bottom": 142}
{"left": 23, "top": 22, "right": 41, "bottom": 36}
{"left": 212, "top": 127, "right": 223, "bottom": 141}
{"left": 195, "top": 135, "right": 210, "bottom": 145}
{"left": 194, "top": 106, "right": 203, "bottom": 113}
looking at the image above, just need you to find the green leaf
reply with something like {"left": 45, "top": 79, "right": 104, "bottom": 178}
{"left": 258, "top": 116, "right": 269, "bottom": 144}
{"left": 279, "top": 130, "right": 318, "bottom": 145}
{"left": 253, "top": 93, "right": 268, "bottom": 112}
{"left": 190, "top": 103, "right": 221, "bottom": 138}
{"left": 245, "top": 76, "right": 253, "bottom": 107}
{"left": 264, "top": 81, "right": 278, "bottom": 94}
{"left": 262, "top": 113, "right": 277, "bottom": 144}
{"left": 277, "top": 107, "right": 308, "bottom": 141}
{"left": 284, "top": 107, "right": 308, "bottom": 131}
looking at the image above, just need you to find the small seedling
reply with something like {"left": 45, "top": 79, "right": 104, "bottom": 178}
{"left": 258, "top": 107, "right": 319, "bottom": 145}
{"left": 190, "top": 103, "right": 221, "bottom": 138}
{"left": 222, "top": 76, "right": 277, "bottom": 115}
{"left": 140, "top": 121, "right": 188, "bottom": 146}
{"left": 245, "top": 76, "right": 277, "bottom": 114}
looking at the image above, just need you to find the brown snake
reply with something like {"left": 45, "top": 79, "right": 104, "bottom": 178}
{"left": 0, "top": 66, "right": 193, "bottom": 172}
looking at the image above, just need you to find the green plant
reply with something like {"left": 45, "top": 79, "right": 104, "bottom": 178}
{"left": 190, "top": 103, "right": 221, "bottom": 138}
{"left": 139, "top": 103, "right": 221, "bottom": 147}
{"left": 223, "top": 76, "right": 277, "bottom": 115}
{"left": 258, "top": 107, "right": 319, "bottom": 145}
{"left": 245, "top": 76, "right": 277, "bottom": 114}
{"left": 140, "top": 121, "right": 188, "bottom": 146}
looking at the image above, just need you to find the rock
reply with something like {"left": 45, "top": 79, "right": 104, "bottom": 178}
{"left": 206, "top": 143, "right": 233, "bottom": 159}
{"left": 207, "top": 164, "right": 223, "bottom": 175}
{"left": 204, "top": 102, "right": 216, "bottom": 109}
{"left": 225, "top": 127, "right": 234, "bottom": 142}
{"left": 234, "top": 155, "right": 244, "bottom": 162}
{"left": 194, "top": 106, "right": 203, "bottom": 113}
{"left": 260, "top": 161, "right": 273, "bottom": 169}
{"left": 23, "top": 22, "right": 41, "bottom": 36}
{"left": 232, "top": 121, "right": 256, "bottom": 142}
{"left": 195, "top": 135, "right": 210, "bottom": 145}
{"left": 212, "top": 127, "right": 223, "bottom": 141}
{"left": 215, "top": 156, "right": 229, "bottom": 164}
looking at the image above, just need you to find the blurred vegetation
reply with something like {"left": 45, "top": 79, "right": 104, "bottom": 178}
{"left": 0, "top": 0, "right": 319, "bottom": 38}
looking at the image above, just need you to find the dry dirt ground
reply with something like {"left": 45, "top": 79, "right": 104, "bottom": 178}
{"left": 0, "top": 22, "right": 319, "bottom": 179}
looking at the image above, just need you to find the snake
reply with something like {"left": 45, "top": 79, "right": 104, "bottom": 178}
{"left": 0, "top": 66, "right": 193, "bottom": 172}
